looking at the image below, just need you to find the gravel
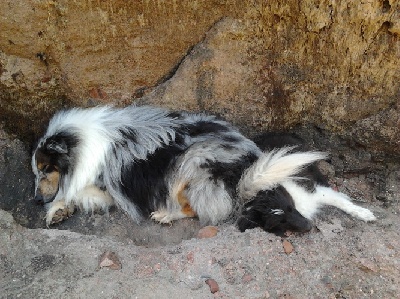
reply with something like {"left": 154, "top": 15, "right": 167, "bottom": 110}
{"left": 1, "top": 125, "right": 399, "bottom": 299}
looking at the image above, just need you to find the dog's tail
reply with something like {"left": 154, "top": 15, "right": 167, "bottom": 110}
{"left": 237, "top": 147, "right": 327, "bottom": 200}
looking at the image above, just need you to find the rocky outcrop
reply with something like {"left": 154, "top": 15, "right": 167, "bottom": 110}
{"left": 0, "top": 1, "right": 399, "bottom": 154}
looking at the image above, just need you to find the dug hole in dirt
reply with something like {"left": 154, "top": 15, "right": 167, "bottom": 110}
{"left": 0, "top": 124, "right": 399, "bottom": 298}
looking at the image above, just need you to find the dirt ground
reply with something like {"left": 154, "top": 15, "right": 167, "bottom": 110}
{"left": 0, "top": 124, "right": 399, "bottom": 299}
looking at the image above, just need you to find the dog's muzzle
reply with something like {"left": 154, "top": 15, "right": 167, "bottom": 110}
{"left": 33, "top": 192, "right": 56, "bottom": 205}
{"left": 34, "top": 193, "right": 45, "bottom": 205}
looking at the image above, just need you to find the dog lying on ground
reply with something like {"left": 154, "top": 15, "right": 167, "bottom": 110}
{"left": 237, "top": 133, "right": 376, "bottom": 235}
{"left": 31, "top": 105, "right": 376, "bottom": 234}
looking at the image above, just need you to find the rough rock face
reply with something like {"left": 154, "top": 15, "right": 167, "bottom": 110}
{"left": 0, "top": 1, "right": 399, "bottom": 154}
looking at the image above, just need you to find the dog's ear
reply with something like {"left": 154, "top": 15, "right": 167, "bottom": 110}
{"left": 46, "top": 139, "right": 68, "bottom": 154}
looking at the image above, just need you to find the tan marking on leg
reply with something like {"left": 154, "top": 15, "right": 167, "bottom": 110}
{"left": 176, "top": 183, "right": 196, "bottom": 217}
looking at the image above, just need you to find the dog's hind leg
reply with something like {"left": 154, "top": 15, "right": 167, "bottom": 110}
{"left": 151, "top": 182, "right": 197, "bottom": 224}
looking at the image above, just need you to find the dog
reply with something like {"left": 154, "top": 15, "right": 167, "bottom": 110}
{"left": 31, "top": 105, "right": 376, "bottom": 234}
{"left": 237, "top": 133, "right": 377, "bottom": 235}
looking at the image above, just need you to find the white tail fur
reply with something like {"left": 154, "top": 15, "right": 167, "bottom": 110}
{"left": 238, "top": 147, "right": 327, "bottom": 199}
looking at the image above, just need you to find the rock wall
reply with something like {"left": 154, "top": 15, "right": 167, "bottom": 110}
{"left": 0, "top": 0, "right": 399, "bottom": 154}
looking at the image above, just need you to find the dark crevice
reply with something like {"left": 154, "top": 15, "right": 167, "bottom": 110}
{"left": 155, "top": 17, "right": 226, "bottom": 87}
{"left": 382, "top": 0, "right": 391, "bottom": 13}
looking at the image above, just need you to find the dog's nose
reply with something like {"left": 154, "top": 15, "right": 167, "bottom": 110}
{"left": 301, "top": 220, "right": 313, "bottom": 232}
{"left": 34, "top": 194, "right": 44, "bottom": 205}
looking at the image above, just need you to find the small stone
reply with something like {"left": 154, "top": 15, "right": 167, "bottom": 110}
{"left": 282, "top": 239, "right": 294, "bottom": 254}
{"left": 99, "top": 251, "right": 122, "bottom": 270}
{"left": 205, "top": 278, "right": 219, "bottom": 293}
{"left": 186, "top": 251, "right": 195, "bottom": 263}
{"left": 153, "top": 263, "right": 161, "bottom": 272}
{"left": 197, "top": 226, "right": 218, "bottom": 239}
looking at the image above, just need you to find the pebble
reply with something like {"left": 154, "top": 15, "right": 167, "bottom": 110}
{"left": 205, "top": 278, "right": 219, "bottom": 293}
{"left": 186, "top": 251, "right": 195, "bottom": 263}
{"left": 197, "top": 226, "right": 219, "bottom": 239}
{"left": 98, "top": 251, "right": 122, "bottom": 270}
{"left": 282, "top": 240, "right": 294, "bottom": 254}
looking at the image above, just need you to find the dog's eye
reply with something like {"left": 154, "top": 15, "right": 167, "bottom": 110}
{"left": 270, "top": 209, "right": 284, "bottom": 215}
{"left": 43, "top": 165, "right": 56, "bottom": 173}
{"left": 280, "top": 219, "right": 287, "bottom": 223}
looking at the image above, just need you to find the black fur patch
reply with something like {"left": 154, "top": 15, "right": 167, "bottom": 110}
{"left": 185, "top": 120, "right": 229, "bottom": 137}
{"left": 118, "top": 136, "right": 186, "bottom": 215}
{"left": 205, "top": 153, "right": 259, "bottom": 198}
{"left": 36, "top": 132, "right": 79, "bottom": 175}
{"left": 166, "top": 111, "right": 183, "bottom": 119}
{"left": 237, "top": 187, "right": 312, "bottom": 236}
{"left": 253, "top": 132, "right": 329, "bottom": 191}
{"left": 296, "top": 164, "right": 329, "bottom": 190}
{"left": 118, "top": 128, "right": 137, "bottom": 143}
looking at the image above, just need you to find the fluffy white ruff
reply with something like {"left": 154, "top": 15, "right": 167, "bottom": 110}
{"left": 281, "top": 180, "right": 376, "bottom": 222}
{"left": 238, "top": 147, "right": 328, "bottom": 199}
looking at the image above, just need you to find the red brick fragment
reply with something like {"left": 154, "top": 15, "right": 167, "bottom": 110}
{"left": 205, "top": 278, "right": 219, "bottom": 293}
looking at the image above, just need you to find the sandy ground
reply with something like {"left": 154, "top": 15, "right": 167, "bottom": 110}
{"left": 0, "top": 125, "right": 399, "bottom": 299}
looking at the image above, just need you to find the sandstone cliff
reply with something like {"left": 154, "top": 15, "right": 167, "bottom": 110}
{"left": 0, "top": 0, "right": 398, "bottom": 154}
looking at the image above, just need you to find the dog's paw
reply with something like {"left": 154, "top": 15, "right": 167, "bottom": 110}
{"left": 361, "top": 210, "right": 377, "bottom": 222}
{"left": 49, "top": 208, "right": 74, "bottom": 225}
{"left": 150, "top": 210, "right": 173, "bottom": 225}
{"left": 353, "top": 207, "right": 376, "bottom": 222}
{"left": 46, "top": 201, "right": 75, "bottom": 226}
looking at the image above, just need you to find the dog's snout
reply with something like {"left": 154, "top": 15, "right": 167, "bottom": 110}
{"left": 34, "top": 194, "right": 44, "bottom": 205}
{"left": 300, "top": 220, "right": 313, "bottom": 232}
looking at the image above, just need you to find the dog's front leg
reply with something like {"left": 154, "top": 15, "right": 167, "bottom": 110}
{"left": 45, "top": 199, "right": 75, "bottom": 226}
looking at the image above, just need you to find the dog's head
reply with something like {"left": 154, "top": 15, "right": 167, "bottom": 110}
{"left": 32, "top": 132, "right": 78, "bottom": 204}
{"left": 238, "top": 187, "right": 312, "bottom": 236}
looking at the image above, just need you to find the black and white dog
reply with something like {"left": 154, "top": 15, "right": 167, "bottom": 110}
{"left": 31, "top": 105, "right": 376, "bottom": 234}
